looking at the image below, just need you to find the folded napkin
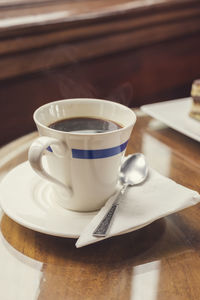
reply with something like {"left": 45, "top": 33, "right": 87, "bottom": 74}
{"left": 76, "top": 168, "right": 200, "bottom": 248}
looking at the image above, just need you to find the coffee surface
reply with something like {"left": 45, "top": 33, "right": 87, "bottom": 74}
{"left": 49, "top": 117, "right": 122, "bottom": 133}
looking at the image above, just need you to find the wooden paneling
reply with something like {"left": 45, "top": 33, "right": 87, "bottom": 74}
{"left": 0, "top": 0, "right": 200, "bottom": 79}
{"left": 1, "top": 32, "right": 200, "bottom": 147}
{"left": 1, "top": 0, "right": 200, "bottom": 146}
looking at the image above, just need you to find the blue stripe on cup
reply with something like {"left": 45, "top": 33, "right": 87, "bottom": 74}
{"left": 47, "top": 146, "right": 53, "bottom": 152}
{"left": 72, "top": 140, "right": 128, "bottom": 159}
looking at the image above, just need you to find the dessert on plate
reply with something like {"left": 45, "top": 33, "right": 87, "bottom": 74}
{"left": 190, "top": 79, "right": 200, "bottom": 121}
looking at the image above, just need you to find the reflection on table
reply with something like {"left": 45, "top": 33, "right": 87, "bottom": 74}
{"left": 0, "top": 110, "right": 200, "bottom": 300}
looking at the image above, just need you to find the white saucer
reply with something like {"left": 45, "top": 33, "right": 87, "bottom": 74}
{"left": 0, "top": 162, "right": 98, "bottom": 238}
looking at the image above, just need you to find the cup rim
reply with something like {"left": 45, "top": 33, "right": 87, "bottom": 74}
{"left": 33, "top": 98, "right": 136, "bottom": 136}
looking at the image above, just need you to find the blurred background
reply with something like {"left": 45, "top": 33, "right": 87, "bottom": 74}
{"left": 1, "top": 0, "right": 200, "bottom": 146}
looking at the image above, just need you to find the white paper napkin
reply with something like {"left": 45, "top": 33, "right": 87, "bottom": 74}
{"left": 76, "top": 168, "right": 200, "bottom": 248}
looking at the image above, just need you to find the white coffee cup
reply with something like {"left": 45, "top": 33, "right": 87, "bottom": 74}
{"left": 28, "top": 98, "right": 136, "bottom": 212}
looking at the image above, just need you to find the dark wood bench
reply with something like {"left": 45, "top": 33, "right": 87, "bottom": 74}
{"left": 1, "top": 0, "right": 200, "bottom": 146}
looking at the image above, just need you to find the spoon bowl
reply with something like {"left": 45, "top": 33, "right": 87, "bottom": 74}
{"left": 120, "top": 153, "right": 148, "bottom": 186}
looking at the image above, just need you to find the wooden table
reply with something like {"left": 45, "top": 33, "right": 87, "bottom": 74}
{"left": 0, "top": 110, "right": 200, "bottom": 299}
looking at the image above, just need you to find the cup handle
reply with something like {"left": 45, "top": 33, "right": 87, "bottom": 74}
{"left": 28, "top": 136, "right": 72, "bottom": 196}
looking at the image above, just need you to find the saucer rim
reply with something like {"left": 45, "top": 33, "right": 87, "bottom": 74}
{"left": 0, "top": 161, "right": 98, "bottom": 239}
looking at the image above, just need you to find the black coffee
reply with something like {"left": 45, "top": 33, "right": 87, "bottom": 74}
{"left": 49, "top": 117, "right": 122, "bottom": 133}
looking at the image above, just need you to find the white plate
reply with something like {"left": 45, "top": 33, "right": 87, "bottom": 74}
{"left": 141, "top": 98, "right": 200, "bottom": 142}
{"left": 0, "top": 162, "right": 98, "bottom": 238}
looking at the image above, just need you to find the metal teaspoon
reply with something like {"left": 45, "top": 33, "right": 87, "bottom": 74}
{"left": 93, "top": 153, "right": 148, "bottom": 237}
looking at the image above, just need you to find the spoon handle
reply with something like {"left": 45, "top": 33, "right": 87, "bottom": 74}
{"left": 93, "top": 184, "right": 128, "bottom": 237}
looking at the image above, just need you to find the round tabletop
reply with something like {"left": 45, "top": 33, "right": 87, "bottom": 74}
{"left": 0, "top": 109, "right": 200, "bottom": 300}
